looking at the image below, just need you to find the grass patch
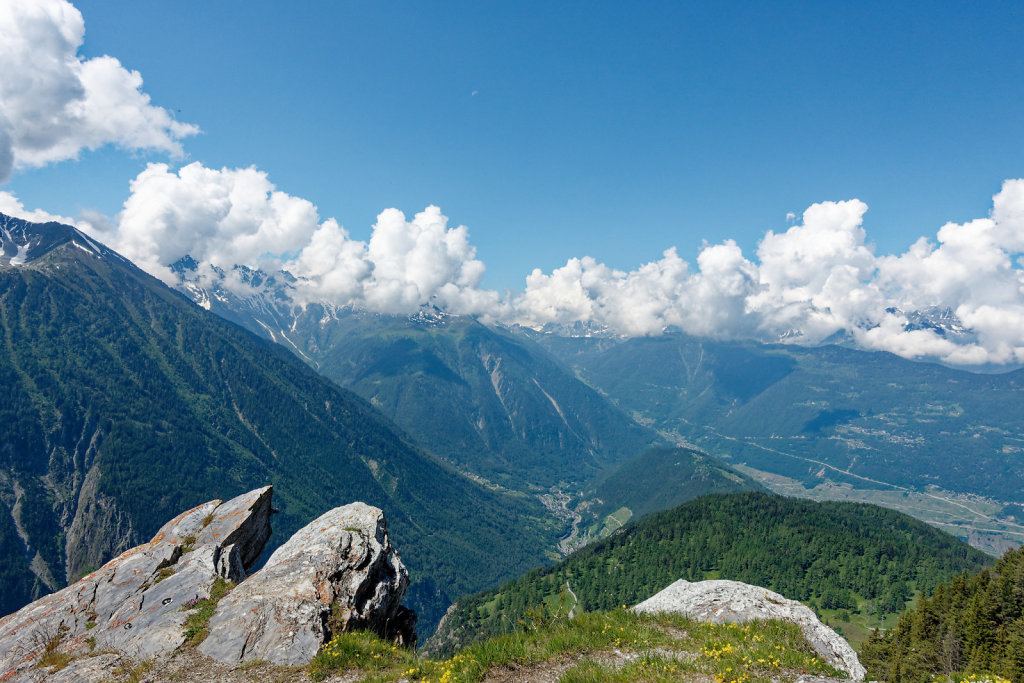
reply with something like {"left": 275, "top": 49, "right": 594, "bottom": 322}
{"left": 112, "top": 659, "right": 153, "bottom": 683}
{"left": 308, "top": 630, "right": 417, "bottom": 681}
{"left": 180, "top": 534, "right": 197, "bottom": 553}
{"left": 153, "top": 566, "right": 176, "bottom": 584}
{"left": 326, "top": 599, "right": 349, "bottom": 636}
{"left": 180, "top": 577, "right": 233, "bottom": 646}
{"left": 561, "top": 655, "right": 686, "bottom": 682}
{"left": 36, "top": 649, "right": 73, "bottom": 670}
{"left": 307, "top": 609, "right": 843, "bottom": 682}
{"left": 72, "top": 565, "right": 98, "bottom": 582}
{"left": 34, "top": 624, "right": 73, "bottom": 671}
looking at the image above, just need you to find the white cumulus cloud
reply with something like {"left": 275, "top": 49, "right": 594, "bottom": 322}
{"left": 748, "top": 199, "right": 879, "bottom": 341}
{"left": 0, "top": 191, "right": 76, "bottom": 225}
{"left": 102, "top": 162, "right": 323, "bottom": 282}
{"left": 511, "top": 180, "right": 1024, "bottom": 366}
{"left": 0, "top": 0, "right": 198, "bottom": 182}
{"left": 84, "top": 162, "right": 502, "bottom": 316}
{"left": 9, "top": 157, "right": 1024, "bottom": 367}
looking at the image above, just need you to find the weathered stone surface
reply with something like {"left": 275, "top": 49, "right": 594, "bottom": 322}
{"left": 0, "top": 487, "right": 273, "bottom": 682}
{"left": 199, "top": 502, "right": 413, "bottom": 666}
{"left": 633, "top": 579, "right": 866, "bottom": 680}
{"left": 44, "top": 653, "right": 122, "bottom": 683}
{"left": 0, "top": 488, "right": 417, "bottom": 681}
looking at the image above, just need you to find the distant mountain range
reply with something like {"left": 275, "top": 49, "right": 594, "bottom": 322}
{"left": 167, "top": 254, "right": 1024, "bottom": 554}
{"left": 521, "top": 306, "right": 978, "bottom": 357}
{"left": 0, "top": 214, "right": 559, "bottom": 633}
{"left": 2, "top": 213, "right": 771, "bottom": 639}
{"left": 524, "top": 329, "right": 1024, "bottom": 545}
{"left": 169, "top": 257, "right": 657, "bottom": 492}
{"left": 7, "top": 210, "right": 1023, "bottom": 644}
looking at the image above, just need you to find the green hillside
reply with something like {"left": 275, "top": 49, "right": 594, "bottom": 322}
{"left": 591, "top": 446, "right": 763, "bottom": 519}
{"left": 861, "top": 545, "right": 1024, "bottom": 682}
{"left": 306, "top": 610, "right": 843, "bottom": 682}
{"left": 304, "top": 314, "right": 656, "bottom": 490}
{"left": 0, "top": 215, "right": 556, "bottom": 633}
{"left": 426, "top": 492, "right": 990, "bottom": 655}
{"left": 584, "top": 446, "right": 763, "bottom": 538}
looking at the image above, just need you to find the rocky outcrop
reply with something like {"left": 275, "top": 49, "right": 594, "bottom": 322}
{"left": 199, "top": 501, "right": 414, "bottom": 666}
{"left": 0, "top": 487, "right": 272, "bottom": 682}
{"left": 633, "top": 579, "right": 866, "bottom": 681}
{"left": 0, "top": 487, "right": 414, "bottom": 682}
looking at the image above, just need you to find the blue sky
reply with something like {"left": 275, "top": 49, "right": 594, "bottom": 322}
{"left": 7, "top": 1, "right": 1022, "bottom": 288}
{"left": 4, "top": 1, "right": 1024, "bottom": 365}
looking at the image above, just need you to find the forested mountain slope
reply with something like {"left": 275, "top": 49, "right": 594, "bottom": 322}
{"left": 427, "top": 492, "right": 990, "bottom": 655}
{"left": 861, "top": 545, "right": 1024, "bottom": 682}
{"left": 170, "top": 260, "right": 656, "bottom": 491}
{"left": 0, "top": 214, "right": 556, "bottom": 633}
{"left": 581, "top": 445, "right": 763, "bottom": 541}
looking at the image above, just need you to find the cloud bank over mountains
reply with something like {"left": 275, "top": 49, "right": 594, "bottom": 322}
{"left": 2, "top": 0, "right": 1024, "bottom": 367}
{"left": 88, "top": 162, "right": 504, "bottom": 317}
{"left": 511, "top": 182, "right": 1024, "bottom": 367}
{"left": 7, "top": 164, "right": 1024, "bottom": 367}
{"left": 0, "top": 0, "right": 197, "bottom": 183}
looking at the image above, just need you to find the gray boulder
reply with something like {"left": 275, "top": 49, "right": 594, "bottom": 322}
{"left": 633, "top": 579, "right": 866, "bottom": 680}
{"left": 199, "top": 501, "right": 414, "bottom": 666}
{"left": 0, "top": 489, "right": 416, "bottom": 681}
{"left": 0, "top": 487, "right": 272, "bottom": 681}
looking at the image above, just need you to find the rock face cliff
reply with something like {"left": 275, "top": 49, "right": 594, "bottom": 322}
{"left": 0, "top": 487, "right": 414, "bottom": 682}
{"left": 199, "top": 501, "right": 415, "bottom": 666}
{"left": 634, "top": 579, "right": 866, "bottom": 680}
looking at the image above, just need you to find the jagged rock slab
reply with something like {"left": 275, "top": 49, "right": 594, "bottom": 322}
{"left": 0, "top": 487, "right": 417, "bottom": 681}
{"left": 0, "top": 487, "right": 273, "bottom": 682}
{"left": 199, "top": 502, "right": 414, "bottom": 666}
{"left": 633, "top": 579, "right": 866, "bottom": 680}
